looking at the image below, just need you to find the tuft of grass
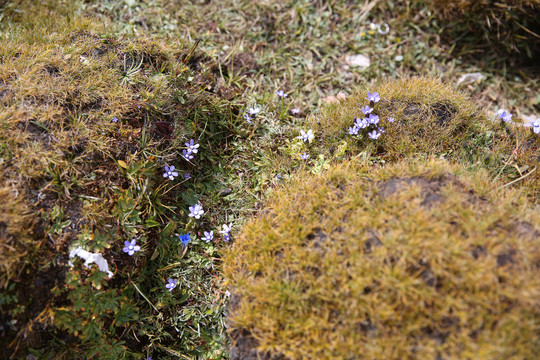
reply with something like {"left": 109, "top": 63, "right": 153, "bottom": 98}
{"left": 225, "top": 158, "right": 540, "bottom": 359}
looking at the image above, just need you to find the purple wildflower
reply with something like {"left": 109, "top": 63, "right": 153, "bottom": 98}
{"left": 275, "top": 90, "right": 288, "bottom": 98}
{"left": 365, "top": 92, "right": 380, "bottom": 103}
{"left": 185, "top": 139, "right": 200, "bottom": 154}
{"left": 499, "top": 111, "right": 512, "bottom": 123}
{"left": 182, "top": 149, "right": 194, "bottom": 161}
{"left": 301, "top": 152, "right": 309, "bottom": 160}
{"left": 367, "top": 114, "right": 380, "bottom": 125}
{"left": 361, "top": 106, "right": 373, "bottom": 115}
{"left": 188, "top": 204, "right": 204, "bottom": 219}
{"left": 523, "top": 116, "right": 540, "bottom": 134}
{"left": 163, "top": 165, "right": 179, "bottom": 180}
{"left": 368, "top": 130, "right": 381, "bottom": 140}
{"left": 166, "top": 278, "right": 177, "bottom": 292}
{"left": 202, "top": 231, "right": 214, "bottom": 243}
{"left": 184, "top": 173, "right": 191, "bottom": 180}
{"left": 247, "top": 106, "right": 261, "bottom": 116}
{"left": 123, "top": 239, "right": 141, "bottom": 256}
{"left": 388, "top": 117, "right": 395, "bottom": 123}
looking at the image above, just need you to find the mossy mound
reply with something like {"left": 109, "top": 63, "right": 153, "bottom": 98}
{"left": 0, "top": 15, "right": 235, "bottom": 355}
{"left": 306, "top": 77, "right": 539, "bottom": 201}
{"left": 224, "top": 159, "right": 540, "bottom": 359}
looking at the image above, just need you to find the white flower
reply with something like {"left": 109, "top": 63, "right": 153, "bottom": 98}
{"left": 297, "top": 129, "right": 314, "bottom": 143}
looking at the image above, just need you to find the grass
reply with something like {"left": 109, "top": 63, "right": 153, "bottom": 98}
{"left": 0, "top": 0, "right": 538, "bottom": 359}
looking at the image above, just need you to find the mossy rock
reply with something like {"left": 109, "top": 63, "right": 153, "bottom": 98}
{"left": 306, "top": 77, "right": 539, "bottom": 201}
{"left": 224, "top": 159, "right": 540, "bottom": 359}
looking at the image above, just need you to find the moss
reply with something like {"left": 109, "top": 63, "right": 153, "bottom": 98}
{"left": 306, "top": 76, "right": 539, "bottom": 201}
{"left": 225, "top": 158, "right": 540, "bottom": 359}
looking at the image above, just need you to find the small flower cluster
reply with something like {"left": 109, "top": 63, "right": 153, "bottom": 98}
{"left": 347, "top": 92, "right": 391, "bottom": 140}
{"left": 182, "top": 139, "right": 199, "bottom": 161}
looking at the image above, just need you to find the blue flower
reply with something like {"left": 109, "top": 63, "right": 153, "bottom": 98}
{"left": 112, "top": 116, "right": 119, "bottom": 123}
{"left": 301, "top": 152, "right": 309, "bottom": 160}
{"left": 378, "top": 127, "right": 385, "bottom": 133}
{"left": 188, "top": 204, "right": 204, "bottom": 219}
{"left": 163, "top": 165, "right": 179, "bottom": 180}
{"left": 499, "top": 111, "right": 512, "bottom": 123}
{"left": 368, "top": 130, "right": 381, "bottom": 140}
{"left": 275, "top": 90, "right": 288, "bottom": 98}
{"left": 348, "top": 125, "right": 359, "bottom": 135}
{"left": 244, "top": 114, "right": 253, "bottom": 123}
{"left": 276, "top": 174, "right": 282, "bottom": 180}
{"left": 365, "top": 92, "right": 380, "bottom": 103}
{"left": 202, "top": 231, "right": 214, "bottom": 243}
{"left": 388, "top": 117, "right": 395, "bottom": 123}
{"left": 223, "top": 234, "right": 231, "bottom": 242}
{"left": 182, "top": 149, "right": 194, "bottom": 161}
{"left": 166, "top": 278, "right": 177, "bottom": 292}
{"left": 123, "top": 239, "right": 141, "bottom": 256}
{"left": 367, "top": 114, "right": 380, "bottom": 125}
{"left": 290, "top": 108, "right": 300, "bottom": 114}
{"left": 297, "top": 129, "right": 314, "bottom": 142}
{"left": 184, "top": 172, "right": 191, "bottom": 180}
{"left": 361, "top": 106, "right": 373, "bottom": 115}
{"left": 179, "top": 233, "right": 191, "bottom": 248}
{"left": 185, "top": 139, "right": 200, "bottom": 154}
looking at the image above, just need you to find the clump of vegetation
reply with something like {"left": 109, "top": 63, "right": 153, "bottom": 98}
{"left": 224, "top": 158, "right": 540, "bottom": 359}
{"left": 429, "top": 0, "right": 540, "bottom": 59}
{"left": 0, "top": 12, "right": 238, "bottom": 358}
{"left": 303, "top": 77, "right": 539, "bottom": 200}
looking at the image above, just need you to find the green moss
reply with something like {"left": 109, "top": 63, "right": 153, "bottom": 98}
{"left": 306, "top": 76, "right": 539, "bottom": 201}
{"left": 225, "top": 158, "right": 540, "bottom": 359}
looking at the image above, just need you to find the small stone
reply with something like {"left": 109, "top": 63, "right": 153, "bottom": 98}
{"left": 345, "top": 54, "right": 370, "bottom": 70}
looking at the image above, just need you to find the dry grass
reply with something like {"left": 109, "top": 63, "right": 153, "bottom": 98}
{"left": 225, "top": 158, "right": 540, "bottom": 359}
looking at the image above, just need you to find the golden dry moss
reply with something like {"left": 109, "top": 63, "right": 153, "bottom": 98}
{"left": 225, "top": 159, "right": 540, "bottom": 359}
{"left": 0, "top": 186, "right": 37, "bottom": 288}
{"left": 307, "top": 76, "right": 539, "bottom": 201}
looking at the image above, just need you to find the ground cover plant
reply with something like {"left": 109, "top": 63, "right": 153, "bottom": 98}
{"left": 0, "top": 10, "right": 245, "bottom": 359}
{"left": 0, "top": 0, "right": 539, "bottom": 359}
{"left": 224, "top": 158, "right": 540, "bottom": 359}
